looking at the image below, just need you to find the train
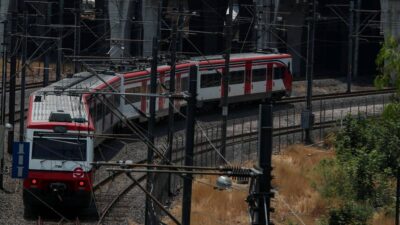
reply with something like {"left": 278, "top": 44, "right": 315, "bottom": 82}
{"left": 23, "top": 52, "right": 293, "bottom": 214}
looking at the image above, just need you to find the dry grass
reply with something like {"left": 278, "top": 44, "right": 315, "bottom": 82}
{"left": 164, "top": 176, "right": 249, "bottom": 225}
{"left": 272, "top": 145, "right": 335, "bottom": 225}
{"left": 162, "top": 145, "right": 395, "bottom": 225}
{"left": 0, "top": 59, "right": 73, "bottom": 83}
{"left": 371, "top": 211, "right": 394, "bottom": 225}
{"left": 163, "top": 145, "right": 335, "bottom": 225}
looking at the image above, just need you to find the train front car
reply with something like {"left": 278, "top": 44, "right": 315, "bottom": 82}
{"left": 23, "top": 91, "right": 94, "bottom": 215}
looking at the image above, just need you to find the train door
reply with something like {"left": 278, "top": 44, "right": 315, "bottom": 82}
{"left": 199, "top": 69, "right": 221, "bottom": 102}
{"left": 140, "top": 80, "right": 147, "bottom": 113}
{"left": 158, "top": 72, "right": 165, "bottom": 111}
{"left": 244, "top": 61, "right": 252, "bottom": 95}
{"left": 251, "top": 64, "right": 267, "bottom": 94}
{"left": 176, "top": 73, "right": 181, "bottom": 107}
{"left": 266, "top": 63, "right": 273, "bottom": 95}
{"left": 228, "top": 66, "right": 245, "bottom": 97}
{"left": 272, "top": 63, "right": 286, "bottom": 92}
{"left": 125, "top": 84, "right": 142, "bottom": 118}
{"left": 180, "top": 73, "right": 189, "bottom": 106}
{"left": 146, "top": 73, "right": 163, "bottom": 113}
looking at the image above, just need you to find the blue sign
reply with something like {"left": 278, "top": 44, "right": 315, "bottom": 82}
{"left": 12, "top": 142, "right": 30, "bottom": 179}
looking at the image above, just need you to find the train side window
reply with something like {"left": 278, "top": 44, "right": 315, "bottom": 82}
{"left": 274, "top": 67, "right": 285, "bottom": 79}
{"left": 252, "top": 68, "right": 267, "bottom": 82}
{"left": 126, "top": 86, "right": 141, "bottom": 103}
{"left": 181, "top": 77, "right": 189, "bottom": 91}
{"left": 230, "top": 70, "right": 244, "bottom": 84}
{"left": 200, "top": 73, "right": 221, "bottom": 88}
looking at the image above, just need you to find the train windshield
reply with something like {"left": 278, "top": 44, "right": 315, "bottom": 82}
{"left": 32, "top": 137, "right": 87, "bottom": 161}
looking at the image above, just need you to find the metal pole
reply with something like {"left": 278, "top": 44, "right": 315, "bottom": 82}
{"left": 145, "top": 37, "right": 159, "bottom": 225}
{"left": 256, "top": 103, "right": 274, "bottom": 224}
{"left": 220, "top": 0, "right": 233, "bottom": 164}
{"left": 347, "top": 0, "right": 354, "bottom": 93}
{"left": 304, "top": 0, "right": 317, "bottom": 144}
{"left": 1, "top": 20, "right": 7, "bottom": 125}
{"left": 0, "top": 125, "right": 5, "bottom": 190}
{"left": 73, "top": 1, "right": 81, "bottom": 74}
{"left": 396, "top": 167, "right": 400, "bottom": 225}
{"left": 43, "top": 3, "right": 51, "bottom": 86}
{"left": 0, "top": 19, "right": 6, "bottom": 188}
{"left": 181, "top": 65, "right": 197, "bottom": 225}
{"left": 167, "top": 20, "right": 178, "bottom": 195}
{"left": 255, "top": 0, "right": 264, "bottom": 50}
{"left": 177, "top": 0, "right": 184, "bottom": 53}
{"left": 353, "top": 0, "right": 361, "bottom": 79}
{"left": 8, "top": 2, "right": 18, "bottom": 154}
{"left": 145, "top": 1, "right": 162, "bottom": 223}
{"left": 20, "top": 10, "right": 27, "bottom": 142}
{"left": 268, "top": 0, "right": 274, "bottom": 48}
{"left": 56, "top": 0, "right": 64, "bottom": 80}
{"left": 252, "top": 1, "right": 258, "bottom": 51}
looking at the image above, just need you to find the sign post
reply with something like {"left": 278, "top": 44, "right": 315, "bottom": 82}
{"left": 0, "top": 125, "right": 5, "bottom": 189}
{"left": 12, "top": 142, "right": 30, "bottom": 179}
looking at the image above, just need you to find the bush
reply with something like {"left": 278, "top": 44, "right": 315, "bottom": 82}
{"left": 315, "top": 115, "right": 397, "bottom": 223}
{"left": 326, "top": 203, "right": 373, "bottom": 225}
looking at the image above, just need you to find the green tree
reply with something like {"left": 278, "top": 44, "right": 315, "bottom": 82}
{"left": 375, "top": 36, "right": 400, "bottom": 90}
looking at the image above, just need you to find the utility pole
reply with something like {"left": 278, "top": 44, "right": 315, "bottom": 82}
{"left": 8, "top": 1, "right": 18, "bottom": 154}
{"left": 177, "top": 0, "right": 184, "bottom": 53}
{"left": 56, "top": 0, "right": 64, "bottom": 80}
{"left": 353, "top": 0, "right": 361, "bottom": 79}
{"left": 145, "top": 2, "right": 162, "bottom": 224}
{"left": 73, "top": 0, "right": 81, "bottom": 74}
{"left": 20, "top": 7, "right": 27, "bottom": 142}
{"left": 268, "top": 0, "right": 275, "bottom": 48}
{"left": 396, "top": 167, "right": 400, "bottom": 225}
{"left": 347, "top": 0, "right": 354, "bottom": 93}
{"left": 181, "top": 65, "right": 197, "bottom": 225}
{"left": 167, "top": 16, "right": 178, "bottom": 195}
{"left": 256, "top": 103, "right": 274, "bottom": 224}
{"left": 220, "top": 0, "right": 233, "bottom": 164}
{"left": 1, "top": 20, "right": 7, "bottom": 125}
{"left": 43, "top": 2, "right": 51, "bottom": 86}
{"left": 145, "top": 36, "right": 158, "bottom": 225}
{"left": 0, "top": 19, "right": 7, "bottom": 191}
{"left": 304, "top": 0, "right": 317, "bottom": 144}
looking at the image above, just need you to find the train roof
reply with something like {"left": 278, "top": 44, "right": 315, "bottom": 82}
{"left": 28, "top": 72, "right": 118, "bottom": 129}
{"left": 190, "top": 52, "right": 291, "bottom": 61}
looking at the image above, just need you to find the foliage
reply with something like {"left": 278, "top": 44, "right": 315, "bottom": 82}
{"left": 375, "top": 36, "right": 400, "bottom": 90}
{"left": 315, "top": 114, "right": 399, "bottom": 224}
{"left": 326, "top": 202, "right": 372, "bottom": 225}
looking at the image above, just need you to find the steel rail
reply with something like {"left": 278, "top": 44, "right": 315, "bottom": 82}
{"left": 278, "top": 88, "right": 395, "bottom": 105}
{"left": 0, "top": 80, "right": 55, "bottom": 92}
{"left": 92, "top": 158, "right": 147, "bottom": 191}
{"left": 96, "top": 174, "right": 147, "bottom": 225}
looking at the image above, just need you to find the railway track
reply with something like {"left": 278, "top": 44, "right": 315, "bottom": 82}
{"left": 36, "top": 216, "right": 81, "bottom": 225}
{"left": 15, "top": 88, "right": 393, "bottom": 224}
{"left": 95, "top": 174, "right": 147, "bottom": 225}
{"left": 90, "top": 121, "right": 337, "bottom": 224}
{"left": 279, "top": 88, "right": 395, "bottom": 104}
{"left": 0, "top": 81, "right": 52, "bottom": 93}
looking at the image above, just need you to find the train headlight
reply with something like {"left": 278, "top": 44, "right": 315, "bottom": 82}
{"left": 78, "top": 181, "right": 85, "bottom": 187}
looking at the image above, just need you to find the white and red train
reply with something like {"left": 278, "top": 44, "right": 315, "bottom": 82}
{"left": 23, "top": 52, "right": 293, "bottom": 213}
